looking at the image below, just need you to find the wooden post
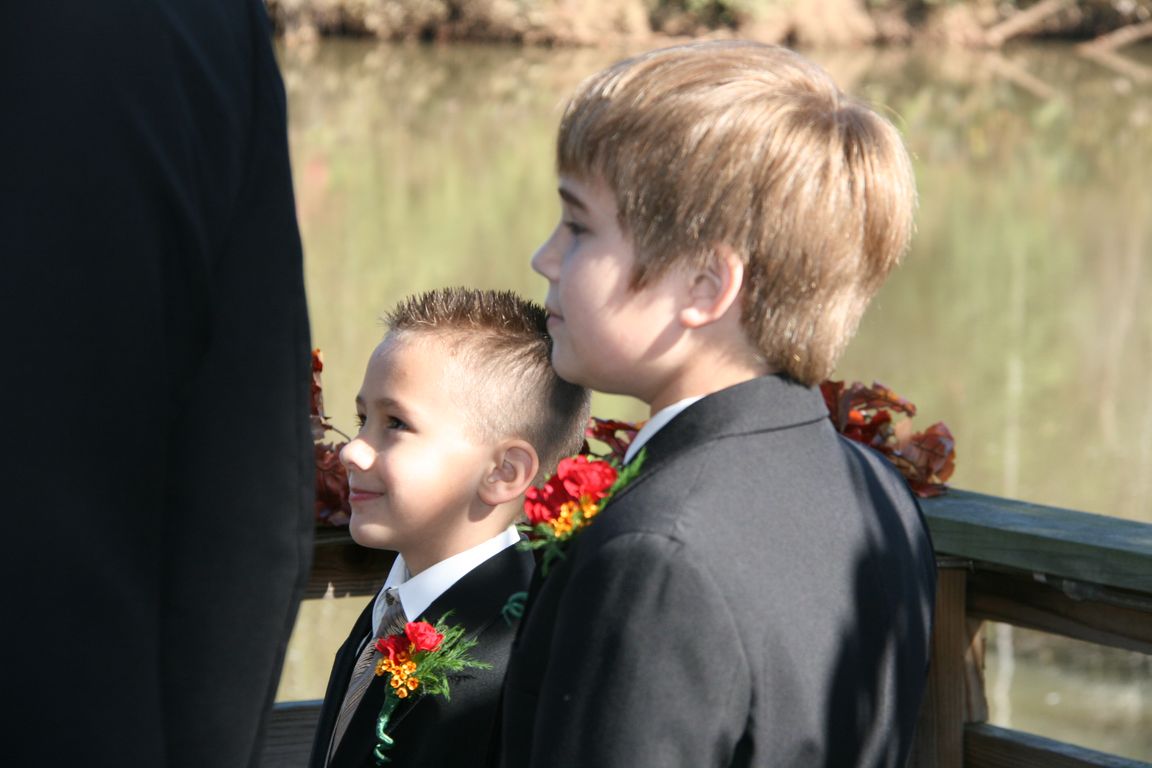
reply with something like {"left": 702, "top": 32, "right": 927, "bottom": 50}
{"left": 965, "top": 615, "right": 988, "bottom": 726}
{"left": 910, "top": 557, "right": 979, "bottom": 768}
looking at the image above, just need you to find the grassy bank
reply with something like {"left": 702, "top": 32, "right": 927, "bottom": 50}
{"left": 266, "top": 0, "right": 1152, "bottom": 48}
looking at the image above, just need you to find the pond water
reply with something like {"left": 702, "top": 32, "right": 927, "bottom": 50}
{"left": 274, "top": 39, "right": 1152, "bottom": 759}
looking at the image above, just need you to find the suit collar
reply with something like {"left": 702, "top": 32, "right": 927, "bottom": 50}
{"left": 638, "top": 375, "right": 827, "bottom": 473}
{"left": 380, "top": 526, "right": 519, "bottom": 626}
{"left": 623, "top": 395, "right": 704, "bottom": 465}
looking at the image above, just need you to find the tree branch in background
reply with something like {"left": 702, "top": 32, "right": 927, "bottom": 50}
{"left": 982, "top": 0, "right": 1073, "bottom": 47}
{"left": 1078, "top": 19, "right": 1152, "bottom": 52}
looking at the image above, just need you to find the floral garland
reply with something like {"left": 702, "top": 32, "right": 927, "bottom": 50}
{"left": 312, "top": 349, "right": 352, "bottom": 526}
{"left": 517, "top": 419, "right": 645, "bottom": 575}
{"left": 820, "top": 380, "right": 956, "bottom": 498}
{"left": 369, "top": 615, "right": 490, "bottom": 764}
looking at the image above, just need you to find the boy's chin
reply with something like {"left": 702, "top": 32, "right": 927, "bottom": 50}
{"left": 552, "top": 354, "right": 639, "bottom": 400}
{"left": 348, "top": 516, "right": 395, "bottom": 551}
{"left": 550, "top": 350, "right": 598, "bottom": 389}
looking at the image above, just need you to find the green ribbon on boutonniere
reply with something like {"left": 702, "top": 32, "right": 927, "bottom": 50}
{"left": 501, "top": 591, "right": 527, "bottom": 627}
{"left": 517, "top": 448, "right": 646, "bottom": 576}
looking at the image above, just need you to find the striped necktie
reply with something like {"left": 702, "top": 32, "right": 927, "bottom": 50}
{"left": 329, "top": 587, "right": 408, "bottom": 759}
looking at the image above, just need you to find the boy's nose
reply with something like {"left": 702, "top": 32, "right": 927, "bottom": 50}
{"left": 531, "top": 227, "right": 562, "bottom": 280}
{"left": 340, "top": 439, "right": 377, "bottom": 471}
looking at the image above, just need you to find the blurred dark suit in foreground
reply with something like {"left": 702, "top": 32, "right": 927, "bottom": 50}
{"left": 0, "top": 2, "right": 314, "bottom": 765}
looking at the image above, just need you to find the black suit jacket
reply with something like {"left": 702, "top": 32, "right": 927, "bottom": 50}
{"left": 313, "top": 544, "right": 535, "bottom": 768}
{"left": 499, "top": 375, "right": 936, "bottom": 767}
{"left": 2, "top": 3, "right": 312, "bottom": 767}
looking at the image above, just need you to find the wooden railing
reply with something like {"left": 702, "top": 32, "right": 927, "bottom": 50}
{"left": 909, "top": 490, "right": 1152, "bottom": 768}
{"left": 262, "top": 491, "right": 1152, "bottom": 767}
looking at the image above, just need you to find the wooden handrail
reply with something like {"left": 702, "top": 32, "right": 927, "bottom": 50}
{"left": 306, "top": 527, "right": 395, "bottom": 599}
{"left": 923, "top": 490, "right": 1152, "bottom": 594}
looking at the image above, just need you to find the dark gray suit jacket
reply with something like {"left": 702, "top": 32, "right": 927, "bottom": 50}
{"left": 499, "top": 375, "right": 936, "bottom": 767}
{"left": 313, "top": 544, "right": 535, "bottom": 768}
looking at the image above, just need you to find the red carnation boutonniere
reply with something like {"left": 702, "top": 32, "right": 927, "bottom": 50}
{"left": 369, "top": 615, "right": 490, "bottom": 764}
{"left": 518, "top": 419, "right": 647, "bottom": 575}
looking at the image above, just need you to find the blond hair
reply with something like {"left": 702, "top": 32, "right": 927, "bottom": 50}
{"left": 557, "top": 41, "right": 917, "bottom": 385}
{"left": 384, "top": 287, "right": 590, "bottom": 478}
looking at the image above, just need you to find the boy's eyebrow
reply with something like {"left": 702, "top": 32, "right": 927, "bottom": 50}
{"left": 558, "top": 186, "right": 588, "bottom": 212}
{"left": 355, "top": 394, "right": 404, "bottom": 411}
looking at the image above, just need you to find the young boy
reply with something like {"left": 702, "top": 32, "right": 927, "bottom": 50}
{"left": 308, "top": 287, "right": 589, "bottom": 768}
{"left": 498, "top": 42, "right": 937, "bottom": 767}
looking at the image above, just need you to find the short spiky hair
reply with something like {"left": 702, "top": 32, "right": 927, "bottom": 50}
{"left": 383, "top": 287, "right": 590, "bottom": 478}
{"left": 557, "top": 41, "right": 917, "bottom": 385}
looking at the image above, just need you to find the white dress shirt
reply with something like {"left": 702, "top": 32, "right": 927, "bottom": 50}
{"left": 623, "top": 396, "right": 704, "bottom": 466}
{"left": 370, "top": 525, "right": 520, "bottom": 631}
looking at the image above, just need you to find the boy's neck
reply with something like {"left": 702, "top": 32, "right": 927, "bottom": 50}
{"left": 646, "top": 358, "right": 770, "bottom": 415}
{"left": 399, "top": 509, "right": 520, "bottom": 577}
{"left": 644, "top": 302, "right": 772, "bottom": 414}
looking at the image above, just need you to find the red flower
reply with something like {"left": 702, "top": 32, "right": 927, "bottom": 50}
{"left": 524, "top": 477, "right": 567, "bottom": 524}
{"left": 405, "top": 621, "right": 444, "bottom": 652}
{"left": 375, "top": 633, "right": 409, "bottom": 661}
{"left": 557, "top": 455, "right": 617, "bottom": 500}
{"left": 524, "top": 456, "right": 618, "bottom": 526}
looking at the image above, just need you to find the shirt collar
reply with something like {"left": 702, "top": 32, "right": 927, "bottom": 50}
{"left": 372, "top": 525, "right": 519, "bottom": 630}
{"left": 623, "top": 396, "right": 705, "bottom": 465}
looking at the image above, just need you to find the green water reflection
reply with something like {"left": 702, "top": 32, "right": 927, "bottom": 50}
{"left": 277, "top": 40, "right": 1152, "bottom": 759}
{"left": 286, "top": 40, "right": 1152, "bottom": 524}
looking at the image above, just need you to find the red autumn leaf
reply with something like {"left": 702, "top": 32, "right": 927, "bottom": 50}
{"left": 311, "top": 349, "right": 331, "bottom": 441}
{"left": 850, "top": 382, "right": 917, "bottom": 418}
{"left": 821, "top": 380, "right": 916, "bottom": 433}
{"left": 315, "top": 441, "right": 351, "bottom": 526}
{"left": 821, "top": 379, "right": 956, "bottom": 499}
{"left": 312, "top": 348, "right": 354, "bottom": 526}
{"left": 585, "top": 417, "right": 642, "bottom": 462}
{"left": 894, "top": 422, "right": 957, "bottom": 494}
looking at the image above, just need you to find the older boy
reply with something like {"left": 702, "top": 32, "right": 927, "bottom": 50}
{"left": 499, "top": 42, "right": 937, "bottom": 767}
{"left": 309, "top": 288, "right": 589, "bottom": 768}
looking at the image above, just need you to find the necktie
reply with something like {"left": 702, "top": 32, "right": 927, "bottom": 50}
{"left": 329, "top": 587, "right": 408, "bottom": 758}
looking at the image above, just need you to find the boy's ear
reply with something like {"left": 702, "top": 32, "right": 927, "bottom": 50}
{"left": 478, "top": 440, "right": 540, "bottom": 507}
{"left": 680, "top": 245, "right": 745, "bottom": 329}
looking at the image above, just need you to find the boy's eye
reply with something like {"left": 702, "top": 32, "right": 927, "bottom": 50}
{"left": 386, "top": 416, "right": 408, "bottom": 431}
{"left": 563, "top": 220, "right": 587, "bottom": 237}
{"left": 354, "top": 413, "right": 366, "bottom": 429}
